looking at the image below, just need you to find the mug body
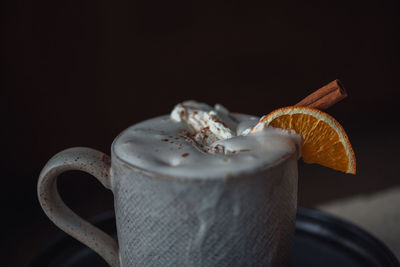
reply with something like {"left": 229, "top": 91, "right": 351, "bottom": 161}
{"left": 111, "top": 149, "right": 298, "bottom": 267}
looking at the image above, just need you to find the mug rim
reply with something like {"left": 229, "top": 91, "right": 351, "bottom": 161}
{"left": 111, "top": 139, "right": 297, "bottom": 182}
{"left": 110, "top": 115, "right": 299, "bottom": 182}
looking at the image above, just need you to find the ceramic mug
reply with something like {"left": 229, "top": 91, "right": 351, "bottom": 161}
{"left": 38, "top": 142, "right": 298, "bottom": 266}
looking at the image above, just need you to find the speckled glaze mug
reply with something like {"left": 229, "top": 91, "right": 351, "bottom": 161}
{"left": 38, "top": 145, "right": 298, "bottom": 267}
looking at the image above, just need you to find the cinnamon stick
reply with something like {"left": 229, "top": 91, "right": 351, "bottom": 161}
{"left": 295, "top": 79, "right": 347, "bottom": 110}
{"left": 249, "top": 80, "right": 347, "bottom": 133}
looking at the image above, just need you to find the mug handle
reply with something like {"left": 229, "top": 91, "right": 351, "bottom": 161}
{"left": 37, "top": 147, "right": 120, "bottom": 267}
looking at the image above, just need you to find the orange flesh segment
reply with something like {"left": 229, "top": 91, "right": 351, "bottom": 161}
{"left": 262, "top": 107, "right": 356, "bottom": 174}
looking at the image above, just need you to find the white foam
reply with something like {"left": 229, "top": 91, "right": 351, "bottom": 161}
{"left": 113, "top": 102, "right": 300, "bottom": 179}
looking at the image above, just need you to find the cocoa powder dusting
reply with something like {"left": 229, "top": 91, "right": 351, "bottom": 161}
{"left": 214, "top": 119, "right": 228, "bottom": 128}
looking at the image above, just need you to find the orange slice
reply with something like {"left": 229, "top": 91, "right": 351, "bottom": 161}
{"left": 258, "top": 106, "right": 356, "bottom": 174}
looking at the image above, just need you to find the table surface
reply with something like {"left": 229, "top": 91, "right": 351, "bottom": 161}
{"left": 319, "top": 187, "right": 400, "bottom": 261}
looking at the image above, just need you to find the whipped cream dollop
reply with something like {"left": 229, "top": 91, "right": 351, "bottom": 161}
{"left": 113, "top": 101, "right": 301, "bottom": 179}
{"left": 170, "top": 101, "right": 300, "bottom": 155}
{"left": 171, "top": 101, "right": 236, "bottom": 147}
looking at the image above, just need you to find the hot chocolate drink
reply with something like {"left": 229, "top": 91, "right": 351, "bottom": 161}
{"left": 113, "top": 101, "right": 300, "bottom": 179}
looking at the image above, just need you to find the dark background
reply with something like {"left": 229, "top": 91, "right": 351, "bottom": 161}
{"left": 3, "top": 0, "right": 400, "bottom": 266}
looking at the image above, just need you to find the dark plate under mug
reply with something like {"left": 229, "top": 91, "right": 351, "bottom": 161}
{"left": 28, "top": 206, "right": 399, "bottom": 267}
